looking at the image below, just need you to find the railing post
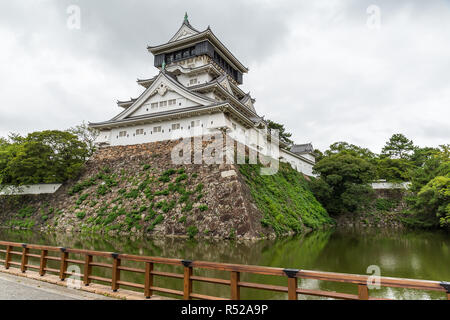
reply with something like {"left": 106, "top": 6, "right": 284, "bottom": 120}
{"left": 144, "top": 262, "right": 154, "bottom": 299}
{"left": 59, "top": 248, "right": 68, "bottom": 281}
{"left": 111, "top": 253, "right": 121, "bottom": 292}
{"left": 20, "top": 244, "right": 29, "bottom": 273}
{"left": 4, "top": 245, "right": 11, "bottom": 269}
{"left": 358, "top": 284, "right": 369, "bottom": 300}
{"left": 284, "top": 269, "right": 299, "bottom": 300}
{"left": 440, "top": 282, "right": 450, "bottom": 300}
{"left": 83, "top": 255, "right": 92, "bottom": 286}
{"left": 182, "top": 260, "right": 193, "bottom": 300}
{"left": 39, "top": 249, "right": 48, "bottom": 276}
{"left": 231, "top": 271, "right": 240, "bottom": 300}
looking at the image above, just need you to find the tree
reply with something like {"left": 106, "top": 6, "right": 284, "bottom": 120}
{"left": 267, "top": 119, "right": 294, "bottom": 146}
{"left": 381, "top": 133, "right": 415, "bottom": 160}
{"left": 376, "top": 158, "right": 415, "bottom": 182}
{"left": 311, "top": 153, "right": 376, "bottom": 215}
{"left": 415, "top": 174, "right": 449, "bottom": 229}
{"left": 407, "top": 145, "right": 450, "bottom": 229}
{"left": 409, "top": 145, "right": 449, "bottom": 193}
{"left": 68, "top": 121, "right": 99, "bottom": 156}
{"left": 325, "top": 142, "right": 376, "bottom": 159}
{"left": 0, "top": 130, "right": 89, "bottom": 185}
{"left": 410, "top": 146, "right": 440, "bottom": 168}
{"left": 313, "top": 149, "right": 324, "bottom": 162}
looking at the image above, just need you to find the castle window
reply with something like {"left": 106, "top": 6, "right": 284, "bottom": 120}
{"left": 168, "top": 99, "right": 176, "bottom": 106}
{"left": 191, "top": 120, "right": 200, "bottom": 128}
{"left": 159, "top": 101, "right": 167, "bottom": 107}
{"left": 232, "top": 123, "right": 237, "bottom": 130}
{"left": 189, "top": 78, "right": 198, "bottom": 85}
{"left": 153, "top": 126, "right": 162, "bottom": 133}
{"left": 151, "top": 102, "right": 158, "bottom": 109}
{"left": 172, "top": 123, "right": 180, "bottom": 131}
{"left": 136, "top": 129, "right": 144, "bottom": 135}
{"left": 119, "top": 131, "right": 127, "bottom": 137}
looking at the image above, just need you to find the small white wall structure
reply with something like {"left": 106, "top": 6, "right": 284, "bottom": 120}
{"left": 371, "top": 181, "right": 411, "bottom": 190}
{"left": 0, "top": 184, "right": 62, "bottom": 195}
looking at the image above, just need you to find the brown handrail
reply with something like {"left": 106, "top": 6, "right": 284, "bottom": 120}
{"left": 0, "top": 240, "right": 448, "bottom": 300}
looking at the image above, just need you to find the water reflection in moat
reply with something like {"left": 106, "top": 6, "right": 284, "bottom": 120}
{"left": 0, "top": 227, "right": 448, "bottom": 300}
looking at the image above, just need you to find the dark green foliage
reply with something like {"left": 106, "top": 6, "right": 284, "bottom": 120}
{"left": 124, "top": 189, "right": 140, "bottom": 199}
{"left": 408, "top": 145, "right": 449, "bottom": 229}
{"left": 69, "top": 178, "right": 96, "bottom": 195}
{"left": 182, "top": 201, "right": 193, "bottom": 213}
{"left": 239, "top": 162, "right": 332, "bottom": 235}
{"left": 96, "top": 184, "right": 108, "bottom": 196}
{"left": 175, "top": 173, "right": 188, "bottom": 183}
{"left": 155, "top": 200, "right": 176, "bottom": 213}
{"left": 155, "top": 189, "right": 170, "bottom": 196}
{"left": 374, "top": 198, "right": 398, "bottom": 212}
{"left": 0, "top": 130, "right": 89, "bottom": 185}
{"left": 325, "top": 142, "right": 376, "bottom": 160}
{"left": 267, "top": 119, "right": 294, "bottom": 145}
{"left": 142, "top": 164, "right": 151, "bottom": 171}
{"left": 187, "top": 225, "right": 198, "bottom": 238}
{"left": 18, "top": 206, "right": 35, "bottom": 218}
{"left": 159, "top": 168, "right": 176, "bottom": 182}
{"left": 198, "top": 204, "right": 208, "bottom": 212}
{"left": 228, "top": 228, "right": 236, "bottom": 240}
{"left": 76, "top": 193, "right": 89, "bottom": 205}
{"left": 76, "top": 211, "right": 86, "bottom": 220}
{"left": 311, "top": 153, "right": 375, "bottom": 215}
{"left": 147, "top": 214, "right": 164, "bottom": 232}
{"left": 381, "top": 133, "right": 415, "bottom": 160}
{"left": 376, "top": 158, "right": 415, "bottom": 182}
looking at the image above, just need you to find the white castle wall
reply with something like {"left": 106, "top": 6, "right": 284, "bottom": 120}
{"left": 0, "top": 184, "right": 62, "bottom": 195}
{"left": 371, "top": 181, "right": 411, "bottom": 190}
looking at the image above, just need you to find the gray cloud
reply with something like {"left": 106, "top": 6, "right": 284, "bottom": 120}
{"left": 0, "top": 0, "right": 448, "bottom": 153}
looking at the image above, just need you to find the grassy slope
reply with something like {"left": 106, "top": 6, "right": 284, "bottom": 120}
{"left": 238, "top": 162, "right": 334, "bottom": 236}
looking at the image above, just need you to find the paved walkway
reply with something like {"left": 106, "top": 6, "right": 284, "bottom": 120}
{"left": 0, "top": 272, "right": 114, "bottom": 300}
{"left": 0, "top": 266, "right": 171, "bottom": 300}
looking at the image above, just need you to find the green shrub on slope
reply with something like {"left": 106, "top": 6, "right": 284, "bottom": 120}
{"left": 239, "top": 162, "right": 334, "bottom": 236}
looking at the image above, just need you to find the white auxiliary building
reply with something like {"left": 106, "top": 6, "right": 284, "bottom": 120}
{"left": 90, "top": 14, "right": 316, "bottom": 176}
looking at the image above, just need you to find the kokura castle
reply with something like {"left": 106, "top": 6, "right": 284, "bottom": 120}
{"left": 90, "top": 14, "right": 316, "bottom": 176}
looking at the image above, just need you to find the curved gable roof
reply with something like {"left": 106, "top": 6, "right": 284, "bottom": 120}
{"left": 112, "top": 72, "right": 215, "bottom": 121}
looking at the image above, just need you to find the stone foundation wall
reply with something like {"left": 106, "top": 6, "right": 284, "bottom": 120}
{"left": 0, "top": 139, "right": 268, "bottom": 239}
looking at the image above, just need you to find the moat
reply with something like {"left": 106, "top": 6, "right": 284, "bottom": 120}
{"left": 0, "top": 226, "right": 448, "bottom": 300}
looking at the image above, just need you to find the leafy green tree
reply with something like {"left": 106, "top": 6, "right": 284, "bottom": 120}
{"left": 409, "top": 145, "right": 449, "bottom": 193}
{"left": 376, "top": 158, "right": 415, "bottom": 182}
{"left": 68, "top": 121, "right": 99, "bottom": 156}
{"left": 409, "top": 146, "right": 440, "bottom": 168}
{"left": 267, "top": 119, "right": 294, "bottom": 145}
{"left": 325, "top": 142, "right": 376, "bottom": 160}
{"left": 0, "top": 130, "right": 89, "bottom": 185}
{"left": 313, "top": 149, "right": 324, "bottom": 162}
{"left": 381, "top": 133, "right": 415, "bottom": 160}
{"left": 407, "top": 145, "right": 449, "bottom": 229}
{"left": 311, "top": 153, "right": 376, "bottom": 215}
{"left": 414, "top": 174, "right": 449, "bottom": 228}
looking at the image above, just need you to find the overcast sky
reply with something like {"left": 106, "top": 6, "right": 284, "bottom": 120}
{"left": 0, "top": 0, "right": 449, "bottom": 152}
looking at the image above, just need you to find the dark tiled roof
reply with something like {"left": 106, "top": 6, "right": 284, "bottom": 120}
{"left": 290, "top": 143, "right": 314, "bottom": 154}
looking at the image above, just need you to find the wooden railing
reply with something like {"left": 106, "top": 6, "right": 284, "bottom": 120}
{"left": 0, "top": 240, "right": 448, "bottom": 300}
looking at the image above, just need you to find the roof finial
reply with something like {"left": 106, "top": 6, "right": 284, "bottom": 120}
{"left": 161, "top": 60, "right": 166, "bottom": 71}
{"left": 184, "top": 12, "right": 189, "bottom": 23}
